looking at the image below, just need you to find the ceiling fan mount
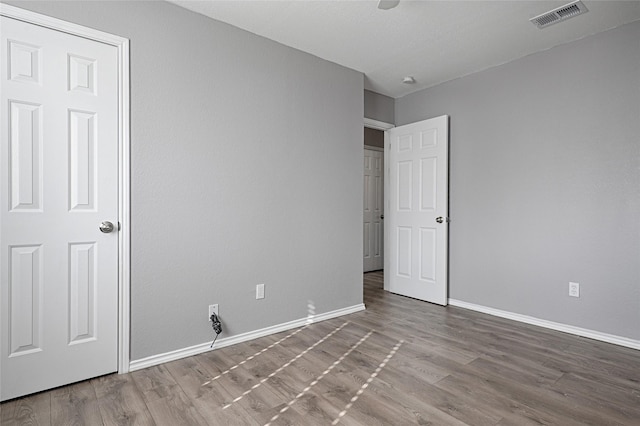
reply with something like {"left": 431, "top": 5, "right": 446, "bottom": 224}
{"left": 378, "top": 0, "right": 400, "bottom": 11}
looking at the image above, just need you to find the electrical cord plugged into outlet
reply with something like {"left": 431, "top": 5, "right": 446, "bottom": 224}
{"left": 210, "top": 313, "right": 222, "bottom": 348}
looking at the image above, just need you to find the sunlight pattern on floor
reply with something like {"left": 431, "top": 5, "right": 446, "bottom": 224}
{"left": 331, "top": 340, "right": 404, "bottom": 425}
{"left": 222, "top": 321, "right": 350, "bottom": 409}
{"left": 264, "top": 330, "right": 374, "bottom": 426}
{"left": 201, "top": 324, "right": 311, "bottom": 387}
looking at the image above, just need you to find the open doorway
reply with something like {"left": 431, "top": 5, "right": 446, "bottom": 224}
{"left": 364, "top": 142, "right": 383, "bottom": 272}
{"left": 363, "top": 119, "right": 393, "bottom": 273}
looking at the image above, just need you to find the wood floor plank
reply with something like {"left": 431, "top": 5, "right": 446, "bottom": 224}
{"left": 202, "top": 352, "right": 290, "bottom": 418}
{"left": 0, "top": 391, "right": 50, "bottom": 426}
{"left": 551, "top": 372, "right": 640, "bottom": 423}
{"left": 164, "top": 354, "right": 232, "bottom": 403}
{"left": 373, "top": 366, "right": 502, "bottom": 425}
{"left": 330, "top": 364, "right": 472, "bottom": 426}
{"left": 144, "top": 389, "right": 208, "bottom": 426}
{"left": 334, "top": 364, "right": 471, "bottom": 426}
{"left": 288, "top": 392, "right": 342, "bottom": 425}
{"left": 441, "top": 361, "right": 626, "bottom": 426}
{"left": 435, "top": 369, "right": 581, "bottom": 426}
{"left": 466, "top": 356, "right": 561, "bottom": 388}
{"left": 50, "top": 380, "right": 103, "bottom": 426}
{"left": 191, "top": 392, "right": 260, "bottom": 426}
{"left": 542, "top": 352, "right": 640, "bottom": 392}
{"left": 92, "top": 373, "right": 155, "bottom": 426}
{"left": 130, "top": 364, "right": 181, "bottom": 405}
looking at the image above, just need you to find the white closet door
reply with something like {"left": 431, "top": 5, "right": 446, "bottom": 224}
{"left": 364, "top": 148, "right": 384, "bottom": 272}
{"left": 1, "top": 16, "right": 119, "bottom": 400}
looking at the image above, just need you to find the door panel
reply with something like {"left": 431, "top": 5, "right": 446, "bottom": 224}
{"left": 68, "top": 242, "right": 97, "bottom": 344}
{"left": 9, "top": 245, "right": 43, "bottom": 356}
{"left": 385, "top": 116, "right": 449, "bottom": 305}
{"left": 364, "top": 148, "right": 384, "bottom": 272}
{"left": 1, "top": 16, "right": 119, "bottom": 401}
{"left": 9, "top": 101, "right": 43, "bottom": 211}
{"left": 69, "top": 110, "right": 97, "bottom": 211}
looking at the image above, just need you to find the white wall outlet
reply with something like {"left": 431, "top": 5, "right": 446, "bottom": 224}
{"left": 208, "top": 304, "right": 218, "bottom": 320}
{"left": 256, "top": 283, "right": 265, "bottom": 300}
{"left": 569, "top": 282, "right": 580, "bottom": 298}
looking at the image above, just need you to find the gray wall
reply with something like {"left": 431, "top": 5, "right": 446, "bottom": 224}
{"left": 364, "top": 89, "right": 394, "bottom": 124}
{"left": 364, "top": 127, "right": 384, "bottom": 149}
{"left": 5, "top": 0, "right": 364, "bottom": 360}
{"left": 396, "top": 21, "right": 640, "bottom": 340}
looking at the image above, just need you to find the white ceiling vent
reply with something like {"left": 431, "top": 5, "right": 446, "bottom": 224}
{"left": 530, "top": 1, "right": 589, "bottom": 29}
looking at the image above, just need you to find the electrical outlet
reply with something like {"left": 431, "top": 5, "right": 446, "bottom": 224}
{"left": 569, "top": 282, "right": 580, "bottom": 298}
{"left": 208, "top": 304, "right": 218, "bottom": 320}
{"left": 256, "top": 283, "right": 265, "bottom": 300}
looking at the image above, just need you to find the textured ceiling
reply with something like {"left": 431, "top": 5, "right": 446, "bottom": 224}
{"left": 168, "top": 1, "right": 640, "bottom": 98}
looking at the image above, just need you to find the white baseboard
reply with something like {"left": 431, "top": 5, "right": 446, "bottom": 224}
{"left": 448, "top": 299, "right": 640, "bottom": 351}
{"left": 129, "top": 303, "right": 366, "bottom": 372}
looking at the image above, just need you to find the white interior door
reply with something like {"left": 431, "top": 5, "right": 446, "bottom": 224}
{"left": 364, "top": 148, "right": 384, "bottom": 272}
{"left": 385, "top": 116, "right": 449, "bottom": 305}
{"left": 1, "top": 16, "right": 119, "bottom": 401}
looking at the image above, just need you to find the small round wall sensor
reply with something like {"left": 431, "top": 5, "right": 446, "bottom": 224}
{"left": 402, "top": 76, "right": 416, "bottom": 84}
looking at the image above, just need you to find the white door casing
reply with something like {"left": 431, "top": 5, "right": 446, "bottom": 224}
{"left": 385, "top": 116, "right": 449, "bottom": 305}
{"left": 0, "top": 5, "right": 130, "bottom": 401}
{"left": 364, "top": 148, "right": 384, "bottom": 272}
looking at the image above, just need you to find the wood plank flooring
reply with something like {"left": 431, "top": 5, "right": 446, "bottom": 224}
{"left": 2, "top": 271, "right": 639, "bottom": 425}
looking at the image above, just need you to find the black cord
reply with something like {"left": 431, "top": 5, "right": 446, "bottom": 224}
{"left": 210, "top": 313, "right": 222, "bottom": 348}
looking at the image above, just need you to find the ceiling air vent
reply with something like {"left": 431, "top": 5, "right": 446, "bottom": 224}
{"left": 530, "top": 1, "right": 588, "bottom": 29}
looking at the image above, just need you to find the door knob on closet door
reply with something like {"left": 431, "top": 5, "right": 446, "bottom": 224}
{"left": 99, "top": 221, "right": 115, "bottom": 233}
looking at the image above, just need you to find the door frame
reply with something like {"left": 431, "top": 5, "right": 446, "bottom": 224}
{"left": 0, "top": 4, "right": 131, "bottom": 374}
{"left": 364, "top": 118, "right": 394, "bottom": 132}
{"left": 363, "top": 118, "right": 394, "bottom": 276}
